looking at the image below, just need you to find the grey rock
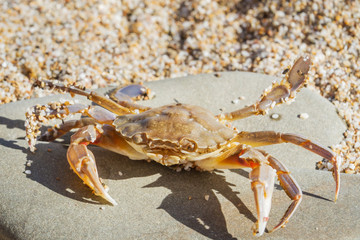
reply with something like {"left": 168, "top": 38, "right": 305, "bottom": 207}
{"left": 0, "top": 72, "right": 357, "bottom": 240}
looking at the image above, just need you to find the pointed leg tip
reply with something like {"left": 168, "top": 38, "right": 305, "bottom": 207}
{"left": 100, "top": 190, "right": 118, "bottom": 206}
{"left": 108, "top": 198, "right": 118, "bottom": 206}
{"left": 107, "top": 196, "right": 118, "bottom": 206}
{"left": 252, "top": 222, "right": 265, "bottom": 237}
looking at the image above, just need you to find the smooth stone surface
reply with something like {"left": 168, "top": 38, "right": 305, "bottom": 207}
{"left": 0, "top": 72, "right": 357, "bottom": 240}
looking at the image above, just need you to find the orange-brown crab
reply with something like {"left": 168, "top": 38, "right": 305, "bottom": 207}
{"left": 25, "top": 56, "right": 340, "bottom": 236}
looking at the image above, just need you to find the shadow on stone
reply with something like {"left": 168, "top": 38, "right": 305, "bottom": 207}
{"left": 21, "top": 137, "right": 256, "bottom": 239}
{"left": 143, "top": 170, "right": 255, "bottom": 240}
{"left": 0, "top": 116, "right": 25, "bottom": 131}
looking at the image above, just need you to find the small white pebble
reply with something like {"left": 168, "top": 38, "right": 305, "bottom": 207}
{"left": 349, "top": 163, "right": 355, "bottom": 170}
{"left": 239, "top": 96, "right": 246, "bottom": 100}
{"left": 65, "top": 188, "right": 75, "bottom": 194}
{"left": 204, "top": 195, "right": 210, "bottom": 201}
{"left": 24, "top": 170, "right": 31, "bottom": 175}
{"left": 299, "top": 113, "right": 309, "bottom": 119}
{"left": 100, "top": 206, "right": 105, "bottom": 210}
{"left": 118, "top": 171, "right": 123, "bottom": 176}
{"left": 231, "top": 99, "right": 239, "bottom": 104}
{"left": 270, "top": 113, "right": 280, "bottom": 119}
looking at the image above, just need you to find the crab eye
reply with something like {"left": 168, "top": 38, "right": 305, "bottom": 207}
{"left": 111, "top": 84, "right": 149, "bottom": 102}
{"left": 180, "top": 138, "right": 197, "bottom": 152}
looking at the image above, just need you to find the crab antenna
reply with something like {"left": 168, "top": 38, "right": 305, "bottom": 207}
{"left": 33, "top": 80, "right": 134, "bottom": 115}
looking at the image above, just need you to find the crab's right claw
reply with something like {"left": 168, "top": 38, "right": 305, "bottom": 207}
{"left": 249, "top": 165, "right": 276, "bottom": 236}
{"left": 67, "top": 144, "right": 118, "bottom": 206}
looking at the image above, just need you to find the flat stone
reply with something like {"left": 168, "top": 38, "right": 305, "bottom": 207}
{"left": 0, "top": 72, "right": 357, "bottom": 240}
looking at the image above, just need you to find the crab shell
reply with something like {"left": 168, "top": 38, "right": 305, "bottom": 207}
{"left": 113, "top": 104, "right": 236, "bottom": 165}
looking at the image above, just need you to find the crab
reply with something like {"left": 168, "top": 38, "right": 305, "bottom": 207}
{"left": 25, "top": 55, "right": 341, "bottom": 236}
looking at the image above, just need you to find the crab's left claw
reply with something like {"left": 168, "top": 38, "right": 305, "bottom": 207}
{"left": 67, "top": 125, "right": 118, "bottom": 206}
{"left": 249, "top": 165, "right": 276, "bottom": 236}
{"left": 67, "top": 144, "right": 118, "bottom": 206}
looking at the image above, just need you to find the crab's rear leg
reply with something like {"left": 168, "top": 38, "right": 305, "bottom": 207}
{"left": 218, "top": 55, "right": 311, "bottom": 121}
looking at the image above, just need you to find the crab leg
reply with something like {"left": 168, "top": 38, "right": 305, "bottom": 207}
{"left": 265, "top": 153, "right": 302, "bottom": 233}
{"left": 247, "top": 151, "right": 303, "bottom": 235}
{"left": 40, "top": 117, "right": 96, "bottom": 142}
{"left": 26, "top": 101, "right": 89, "bottom": 152}
{"left": 67, "top": 125, "right": 118, "bottom": 205}
{"left": 33, "top": 80, "right": 147, "bottom": 115}
{"left": 235, "top": 131, "right": 341, "bottom": 201}
{"left": 217, "top": 55, "right": 311, "bottom": 121}
{"left": 25, "top": 100, "right": 116, "bottom": 152}
{"left": 198, "top": 147, "right": 302, "bottom": 236}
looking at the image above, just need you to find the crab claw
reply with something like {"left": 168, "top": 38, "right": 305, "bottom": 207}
{"left": 249, "top": 165, "right": 276, "bottom": 236}
{"left": 67, "top": 144, "right": 118, "bottom": 206}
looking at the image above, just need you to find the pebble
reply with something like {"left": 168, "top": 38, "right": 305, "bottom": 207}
{"left": 24, "top": 170, "right": 31, "bottom": 175}
{"left": 270, "top": 113, "right": 280, "bottom": 120}
{"left": 232, "top": 96, "right": 245, "bottom": 104}
{"left": 231, "top": 99, "right": 239, "bottom": 104}
{"left": 299, "top": 113, "right": 309, "bottom": 120}
{"left": 0, "top": 0, "right": 358, "bottom": 174}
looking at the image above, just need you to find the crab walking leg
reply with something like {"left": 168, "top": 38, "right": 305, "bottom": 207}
{"left": 26, "top": 101, "right": 90, "bottom": 152}
{"left": 33, "top": 80, "right": 141, "bottom": 115}
{"left": 198, "top": 148, "right": 303, "bottom": 236}
{"left": 217, "top": 55, "right": 311, "bottom": 121}
{"left": 197, "top": 148, "right": 299, "bottom": 236}
{"left": 25, "top": 100, "right": 116, "bottom": 152}
{"left": 67, "top": 125, "right": 118, "bottom": 205}
{"left": 40, "top": 117, "right": 96, "bottom": 141}
{"left": 41, "top": 105, "right": 119, "bottom": 142}
{"left": 236, "top": 131, "right": 341, "bottom": 201}
{"left": 249, "top": 153, "right": 303, "bottom": 235}
{"left": 265, "top": 153, "right": 303, "bottom": 233}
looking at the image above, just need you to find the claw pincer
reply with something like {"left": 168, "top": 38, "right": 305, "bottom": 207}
{"left": 250, "top": 165, "right": 276, "bottom": 236}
